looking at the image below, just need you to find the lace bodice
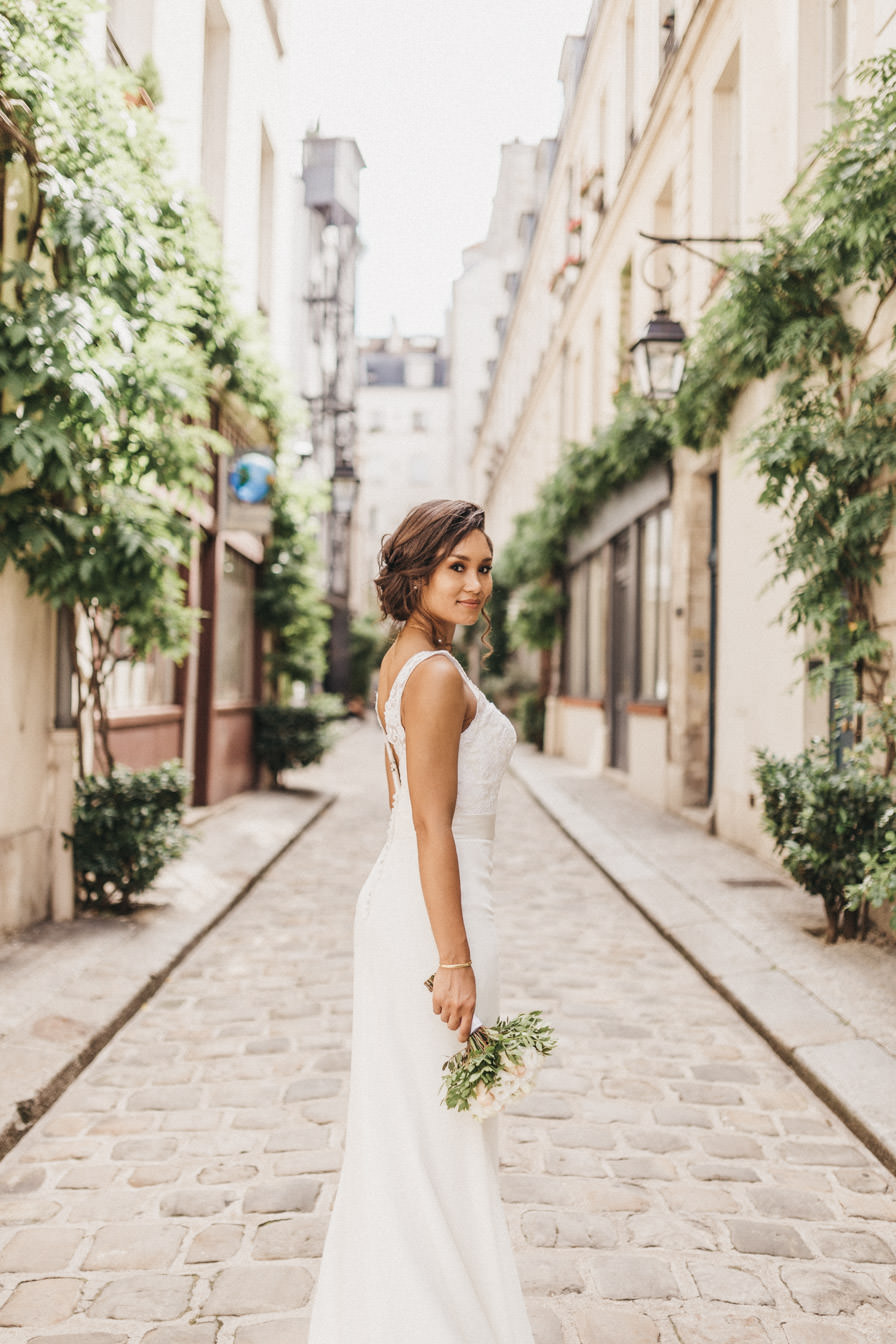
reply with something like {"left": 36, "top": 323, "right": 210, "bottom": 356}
{"left": 377, "top": 650, "right": 517, "bottom": 818}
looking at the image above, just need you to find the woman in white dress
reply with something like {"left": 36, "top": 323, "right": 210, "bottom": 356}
{"left": 308, "top": 499, "right": 534, "bottom": 1344}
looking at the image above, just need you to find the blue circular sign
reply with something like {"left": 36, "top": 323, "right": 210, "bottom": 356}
{"left": 229, "top": 452, "right": 275, "bottom": 504}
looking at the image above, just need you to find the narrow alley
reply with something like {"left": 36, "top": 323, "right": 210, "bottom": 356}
{"left": 0, "top": 725, "right": 893, "bottom": 1344}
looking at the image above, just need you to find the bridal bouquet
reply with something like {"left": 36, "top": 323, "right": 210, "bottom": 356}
{"left": 424, "top": 974, "right": 557, "bottom": 1119}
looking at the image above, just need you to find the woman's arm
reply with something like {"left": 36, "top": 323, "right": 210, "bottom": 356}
{"left": 402, "top": 658, "right": 477, "bottom": 1042}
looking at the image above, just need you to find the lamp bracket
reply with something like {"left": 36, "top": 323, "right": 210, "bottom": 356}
{"left": 638, "top": 228, "right": 762, "bottom": 273}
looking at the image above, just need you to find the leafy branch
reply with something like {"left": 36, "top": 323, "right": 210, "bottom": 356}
{"left": 0, "top": 0, "right": 287, "bottom": 772}
{"left": 674, "top": 51, "right": 896, "bottom": 728}
{"left": 498, "top": 390, "right": 673, "bottom": 651}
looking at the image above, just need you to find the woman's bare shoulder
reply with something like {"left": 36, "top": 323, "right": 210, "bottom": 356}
{"left": 401, "top": 652, "right": 465, "bottom": 719}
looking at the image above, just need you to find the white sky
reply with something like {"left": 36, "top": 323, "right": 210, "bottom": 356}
{"left": 293, "top": 0, "right": 594, "bottom": 339}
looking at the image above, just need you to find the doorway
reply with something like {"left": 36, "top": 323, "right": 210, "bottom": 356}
{"left": 707, "top": 472, "right": 719, "bottom": 802}
{"left": 609, "top": 527, "right": 636, "bottom": 770}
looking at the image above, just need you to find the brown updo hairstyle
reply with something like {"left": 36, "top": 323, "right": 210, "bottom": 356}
{"left": 375, "top": 499, "right": 493, "bottom": 658}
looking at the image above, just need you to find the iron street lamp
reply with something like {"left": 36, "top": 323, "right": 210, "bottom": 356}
{"left": 630, "top": 309, "right": 686, "bottom": 402}
{"left": 630, "top": 227, "right": 764, "bottom": 402}
{"left": 330, "top": 458, "right": 360, "bottom": 517}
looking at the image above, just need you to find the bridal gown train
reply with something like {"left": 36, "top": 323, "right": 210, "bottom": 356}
{"left": 308, "top": 649, "right": 535, "bottom": 1344}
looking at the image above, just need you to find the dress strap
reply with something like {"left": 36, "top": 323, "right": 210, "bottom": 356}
{"left": 378, "top": 649, "right": 455, "bottom": 792}
{"left": 391, "top": 648, "right": 454, "bottom": 704}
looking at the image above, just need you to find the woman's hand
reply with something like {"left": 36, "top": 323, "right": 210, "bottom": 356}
{"left": 432, "top": 965, "right": 477, "bottom": 1043}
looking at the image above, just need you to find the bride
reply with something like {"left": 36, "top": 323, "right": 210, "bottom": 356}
{"left": 308, "top": 499, "right": 534, "bottom": 1344}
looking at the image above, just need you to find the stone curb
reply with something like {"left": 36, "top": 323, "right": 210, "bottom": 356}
{"left": 0, "top": 790, "right": 335, "bottom": 1162}
{"left": 510, "top": 750, "right": 896, "bottom": 1178}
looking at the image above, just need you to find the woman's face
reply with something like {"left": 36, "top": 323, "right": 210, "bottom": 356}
{"left": 418, "top": 529, "right": 493, "bottom": 630}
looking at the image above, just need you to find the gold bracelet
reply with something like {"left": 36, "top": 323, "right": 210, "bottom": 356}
{"left": 439, "top": 961, "right": 473, "bottom": 969}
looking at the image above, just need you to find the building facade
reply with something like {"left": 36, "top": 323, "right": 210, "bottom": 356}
{"left": 450, "top": 139, "right": 554, "bottom": 504}
{"left": 301, "top": 136, "right": 364, "bottom": 694}
{"left": 351, "top": 327, "right": 452, "bottom": 617}
{"left": 0, "top": 0, "right": 311, "bottom": 932}
{"left": 471, "top": 0, "right": 896, "bottom": 859}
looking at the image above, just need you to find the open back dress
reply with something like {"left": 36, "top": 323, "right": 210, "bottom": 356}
{"left": 308, "top": 649, "right": 534, "bottom": 1344}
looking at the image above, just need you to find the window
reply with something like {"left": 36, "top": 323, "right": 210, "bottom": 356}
{"left": 830, "top": 0, "right": 848, "bottom": 102}
{"left": 107, "top": 0, "right": 154, "bottom": 68}
{"left": 638, "top": 506, "right": 672, "bottom": 701}
{"left": 215, "top": 547, "right": 255, "bottom": 704}
{"left": 711, "top": 46, "right": 741, "bottom": 238}
{"left": 659, "top": 3, "right": 676, "bottom": 72}
{"left": 566, "top": 564, "right": 589, "bottom": 697}
{"left": 257, "top": 124, "right": 274, "bottom": 315}
{"left": 565, "top": 549, "right": 607, "bottom": 700}
{"left": 107, "top": 643, "right": 177, "bottom": 711}
{"left": 617, "top": 258, "right": 633, "bottom": 389}
{"left": 591, "top": 316, "right": 603, "bottom": 429}
{"left": 587, "top": 549, "right": 607, "bottom": 700}
{"left": 201, "top": 0, "right": 230, "bottom": 226}
{"left": 624, "top": 7, "right": 636, "bottom": 160}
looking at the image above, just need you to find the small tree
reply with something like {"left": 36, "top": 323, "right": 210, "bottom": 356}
{"left": 754, "top": 740, "right": 892, "bottom": 941}
{"left": 0, "top": 0, "right": 284, "bottom": 774}
{"left": 255, "top": 477, "right": 331, "bottom": 702}
{"left": 69, "top": 761, "right": 191, "bottom": 913}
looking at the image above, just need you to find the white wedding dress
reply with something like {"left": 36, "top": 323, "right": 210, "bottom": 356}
{"left": 308, "top": 649, "right": 534, "bottom": 1344}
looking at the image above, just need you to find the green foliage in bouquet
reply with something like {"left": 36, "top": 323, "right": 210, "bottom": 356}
{"left": 68, "top": 761, "right": 190, "bottom": 913}
{"left": 441, "top": 1011, "right": 557, "bottom": 1114}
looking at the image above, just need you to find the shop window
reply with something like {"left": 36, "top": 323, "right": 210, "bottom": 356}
{"left": 566, "top": 564, "right": 589, "bottom": 698}
{"left": 107, "top": 640, "right": 177, "bottom": 711}
{"left": 215, "top": 547, "right": 256, "bottom": 704}
{"left": 638, "top": 506, "right": 671, "bottom": 701}
{"left": 565, "top": 549, "right": 608, "bottom": 700}
{"left": 587, "top": 549, "right": 607, "bottom": 699}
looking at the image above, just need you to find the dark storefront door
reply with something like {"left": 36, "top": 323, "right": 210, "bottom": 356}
{"left": 609, "top": 527, "right": 635, "bottom": 770}
{"left": 707, "top": 472, "right": 719, "bottom": 802}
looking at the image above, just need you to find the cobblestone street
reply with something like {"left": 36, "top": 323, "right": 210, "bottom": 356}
{"left": 1, "top": 724, "right": 895, "bottom": 1344}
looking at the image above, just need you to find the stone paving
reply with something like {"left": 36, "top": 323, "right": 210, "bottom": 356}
{"left": 0, "top": 723, "right": 894, "bottom": 1344}
{"left": 0, "top": 786, "right": 330, "bottom": 1159}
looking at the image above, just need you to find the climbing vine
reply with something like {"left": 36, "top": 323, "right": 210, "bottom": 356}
{"left": 0, "top": 0, "right": 285, "bottom": 772}
{"left": 498, "top": 391, "right": 673, "bottom": 650}
{"left": 674, "top": 51, "right": 896, "bottom": 719}
{"left": 255, "top": 477, "right": 332, "bottom": 701}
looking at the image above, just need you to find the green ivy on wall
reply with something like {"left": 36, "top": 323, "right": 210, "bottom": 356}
{"left": 0, "top": 0, "right": 286, "bottom": 772}
{"left": 674, "top": 51, "right": 896, "bottom": 718}
{"left": 255, "top": 478, "right": 332, "bottom": 700}
{"left": 498, "top": 390, "right": 673, "bottom": 650}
